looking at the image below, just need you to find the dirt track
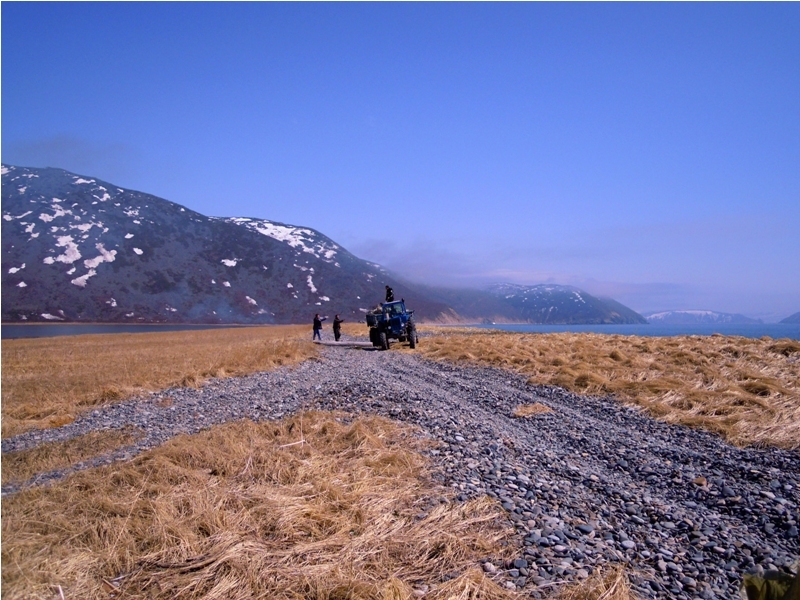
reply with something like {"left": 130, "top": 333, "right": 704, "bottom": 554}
{"left": 3, "top": 344, "right": 799, "bottom": 599}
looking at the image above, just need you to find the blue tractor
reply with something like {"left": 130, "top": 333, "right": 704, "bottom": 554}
{"left": 365, "top": 300, "right": 418, "bottom": 350}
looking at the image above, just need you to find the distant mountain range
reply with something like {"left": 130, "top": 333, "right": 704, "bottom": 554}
{"left": 409, "top": 283, "right": 646, "bottom": 324}
{"left": 2, "top": 164, "right": 646, "bottom": 325}
{"left": 644, "top": 310, "right": 762, "bottom": 325}
{"left": 781, "top": 312, "right": 800, "bottom": 324}
{"left": 483, "top": 284, "right": 647, "bottom": 324}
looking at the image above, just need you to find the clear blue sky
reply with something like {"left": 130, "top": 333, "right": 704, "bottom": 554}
{"left": 3, "top": 3, "right": 798, "bottom": 321}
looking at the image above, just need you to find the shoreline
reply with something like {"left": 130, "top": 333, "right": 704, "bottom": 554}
{"left": 4, "top": 321, "right": 799, "bottom": 342}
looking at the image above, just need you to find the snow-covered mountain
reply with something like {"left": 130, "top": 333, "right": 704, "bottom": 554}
{"left": 2, "top": 164, "right": 648, "bottom": 326}
{"left": 644, "top": 310, "right": 762, "bottom": 325}
{"left": 1, "top": 164, "right": 451, "bottom": 323}
{"left": 483, "top": 284, "right": 647, "bottom": 324}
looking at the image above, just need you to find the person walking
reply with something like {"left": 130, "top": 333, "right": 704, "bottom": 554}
{"left": 385, "top": 285, "right": 394, "bottom": 302}
{"left": 333, "top": 314, "right": 344, "bottom": 341}
{"left": 312, "top": 313, "right": 327, "bottom": 341}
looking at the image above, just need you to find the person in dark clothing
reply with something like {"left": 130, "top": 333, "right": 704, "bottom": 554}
{"left": 333, "top": 314, "right": 344, "bottom": 341}
{"left": 385, "top": 285, "right": 394, "bottom": 302}
{"left": 312, "top": 313, "right": 327, "bottom": 340}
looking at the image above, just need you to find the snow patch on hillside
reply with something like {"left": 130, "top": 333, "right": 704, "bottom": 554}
{"left": 84, "top": 244, "right": 117, "bottom": 269}
{"left": 54, "top": 236, "right": 81, "bottom": 264}
{"left": 4, "top": 210, "right": 32, "bottom": 221}
{"left": 71, "top": 222, "right": 97, "bottom": 233}
{"left": 71, "top": 269, "right": 96, "bottom": 287}
{"left": 220, "top": 217, "right": 340, "bottom": 263}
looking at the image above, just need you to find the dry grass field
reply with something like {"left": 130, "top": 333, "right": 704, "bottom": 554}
{"left": 1, "top": 411, "right": 520, "bottom": 600}
{"left": 0, "top": 324, "right": 648, "bottom": 600}
{"left": 418, "top": 328, "right": 800, "bottom": 449}
{"left": 1, "top": 324, "right": 330, "bottom": 438}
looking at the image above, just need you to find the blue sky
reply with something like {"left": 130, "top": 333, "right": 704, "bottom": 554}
{"left": 3, "top": 3, "right": 798, "bottom": 321}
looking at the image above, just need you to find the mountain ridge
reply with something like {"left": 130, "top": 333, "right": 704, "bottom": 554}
{"left": 1, "top": 164, "right": 455, "bottom": 323}
{"left": 644, "top": 310, "right": 762, "bottom": 325}
{"left": 2, "top": 164, "right": 646, "bottom": 326}
{"left": 484, "top": 283, "right": 648, "bottom": 324}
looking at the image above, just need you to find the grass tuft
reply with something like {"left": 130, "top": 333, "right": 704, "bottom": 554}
{"left": 512, "top": 403, "right": 554, "bottom": 418}
{"left": 556, "top": 566, "right": 638, "bottom": 600}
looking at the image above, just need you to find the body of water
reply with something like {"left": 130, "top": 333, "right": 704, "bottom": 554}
{"left": 468, "top": 322, "right": 800, "bottom": 340}
{"left": 1, "top": 323, "right": 254, "bottom": 340}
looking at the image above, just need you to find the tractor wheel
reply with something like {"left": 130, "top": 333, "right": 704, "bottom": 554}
{"left": 369, "top": 328, "right": 379, "bottom": 347}
{"left": 409, "top": 328, "right": 417, "bottom": 349}
{"left": 379, "top": 331, "right": 389, "bottom": 351}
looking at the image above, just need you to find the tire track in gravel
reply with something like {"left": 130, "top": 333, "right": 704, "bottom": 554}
{"left": 3, "top": 344, "right": 798, "bottom": 600}
{"left": 303, "top": 348, "right": 800, "bottom": 599}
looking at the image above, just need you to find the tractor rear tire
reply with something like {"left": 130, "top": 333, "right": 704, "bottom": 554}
{"left": 369, "top": 328, "right": 379, "bottom": 347}
{"left": 379, "top": 331, "right": 389, "bottom": 351}
{"left": 409, "top": 329, "right": 417, "bottom": 349}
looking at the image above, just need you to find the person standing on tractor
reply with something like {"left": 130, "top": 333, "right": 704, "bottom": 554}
{"left": 312, "top": 313, "right": 327, "bottom": 341}
{"left": 385, "top": 285, "right": 394, "bottom": 302}
{"left": 333, "top": 314, "right": 344, "bottom": 341}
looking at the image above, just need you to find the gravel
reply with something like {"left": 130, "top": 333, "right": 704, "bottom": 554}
{"left": 3, "top": 343, "right": 799, "bottom": 599}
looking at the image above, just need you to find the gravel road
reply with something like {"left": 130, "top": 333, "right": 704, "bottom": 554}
{"left": 3, "top": 343, "right": 799, "bottom": 599}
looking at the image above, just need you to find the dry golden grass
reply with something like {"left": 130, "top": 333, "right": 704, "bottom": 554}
{"left": 338, "top": 321, "right": 370, "bottom": 338}
{"left": 556, "top": 566, "right": 638, "bottom": 600}
{"left": 1, "top": 426, "right": 143, "bottom": 485}
{"left": 1, "top": 411, "right": 518, "bottom": 600}
{"left": 419, "top": 329, "right": 800, "bottom": 449}
{"left": 513, "top": 403, "right": 554, "bottom": 418}
{"left": 1, "top": 325, "right": 318, "bottom": 438}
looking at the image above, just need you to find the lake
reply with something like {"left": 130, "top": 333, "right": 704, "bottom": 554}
{"left": 466, "top": 322, "right": 800, "bottom": 340}
{"left": 1, "top": 323, "right": 254, "bottom": 340}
